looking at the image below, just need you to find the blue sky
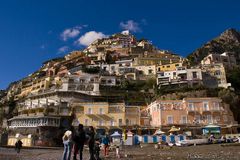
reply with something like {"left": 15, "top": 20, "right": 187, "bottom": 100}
{"left": 0, "top": 0, "right": 240, "bottom": 89}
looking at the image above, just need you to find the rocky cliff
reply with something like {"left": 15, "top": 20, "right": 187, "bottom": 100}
{"left": 187, "top": 28, "right": 240, "bottom": 65}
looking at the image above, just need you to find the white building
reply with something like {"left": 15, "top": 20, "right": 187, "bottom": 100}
{"left": 201, "top": 52, "right": 237, "bottom": 69}
{"left": 157, "top": 67, "right": 202, "bottom": 86}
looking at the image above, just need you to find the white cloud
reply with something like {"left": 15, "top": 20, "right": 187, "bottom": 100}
{"left": 76, "top": 31, "right": 107, "bottom": 46}
{"left": 58, "top": 46, "right": 69, "bottom": 54}
{"left": 60, "top": 26, "right": 82, "bottom": 41}
{"left": 120, "top": 20, "right": 141, "bottom": 32}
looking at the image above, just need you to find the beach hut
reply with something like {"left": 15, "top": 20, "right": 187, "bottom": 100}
{"left": 111, "top": 131, "right": 122, "bottom": 146}
{"left": 133, "top": 135, "right": 140, "bottom": 145}
{"left": 143, "top": 135, "right": 148, "bottom": 143}
{"left": 148, "top": 135, "right": 153, "bottom": 143}
{"left": 177, "top": 134, "right": 185, "bottom": 142}
{"left": 161, "top": 135, "right": 167, "bottom": 142}
{"left": 124, "top": 131, "right": 134, "bottom": 145}
{"left": 169, "top": 133, "right": 176, "bottom": 143}
{"left": 152, "top": 135, "right": 158, "bottom": 143}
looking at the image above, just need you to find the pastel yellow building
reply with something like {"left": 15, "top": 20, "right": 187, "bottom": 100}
{"left": 73, "top": 102, "right": 125, "bottom": 128}
{"left": 157, "top": 62, "right": 184, "bottom": 72}
{"left": 73, "top": 102, "right": 141, "bottom": 129}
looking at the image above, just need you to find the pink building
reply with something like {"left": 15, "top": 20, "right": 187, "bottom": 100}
{"left": 148, "top": 98, "right": 238, "bottom": 134}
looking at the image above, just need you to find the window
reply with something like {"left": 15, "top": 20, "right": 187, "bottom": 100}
{"left": 99, "top": 108, "right": 104, "bottom": 114}
{"left": 111, "top": 66, "right": 115, "bottom": 71}
{"left": 167, "top": 115, "right": 173, "bottom": 124}
{"left": 60, "top": 108, "right": 69, "bottom": 115}
{"left": 203, "top": 102, "right": 209, "bottom": 111}
{"left": 107, "top": 79, "right": 112, "bottom": 84}
{"left": 194, "top": 115, "right": 200, "bottom": 123}
{"left": 192, "top": 72, "right": 197, "bottom": 79}
{"left": 110, "top": 120, "right": 115, "bottom": 126}
{"left": 188, "top": 103, "right": 194, "bottom": 111}
{"left": 214, "top": 102, "right": 220, "bottom": 110}
{"left": 88, "top": 108, "right": 92, "bottom": 114}
{"left": 126, "top": 119, "right": 129, "bottom": 125}
{"left": 214, "top": 116, "right": 220, "bottom": 122}
{"left": 167, "top": 65, "right": 170, "bottom": 68}
{"left": 207, "top": 115, "right": 212, "bottom": 123}
{"left": 214, "top": 70, "right": 221, "bottom": 76}
{"left": 175, "top": 64, "right": 179, "bottom": 67}
{"left": 85, "top": 119, "right": 89, "bottom": 126}
{"left": 118, "top": 119, "right": 122, "bottom": 125}
{"left": 99, "top": 120, "right": 104, "bottom": 126}
{"left": 223, "top": 115, "right": 228, "bottom": 122}
{"left": 148, "top": 69, "right": 153, "bottom": 74}
{"left": 181, "top": 116, "right": 187, "bottom": 124}
{"left": 159, "top": 72, "right": 164, "bottom": 76}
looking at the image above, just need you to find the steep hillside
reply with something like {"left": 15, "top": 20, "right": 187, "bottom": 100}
{"left": 187, "top": 28, "right": 240, "bottom": 65}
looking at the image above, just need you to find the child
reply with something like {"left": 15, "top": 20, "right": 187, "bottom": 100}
{"left": 102, "top": 134, "right": 110, "bottom": 157}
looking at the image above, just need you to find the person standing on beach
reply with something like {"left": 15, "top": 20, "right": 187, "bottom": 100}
{"left": 15, "top": 139, "right": 23, "bottom": 153}
{"left": 73, "top": 124, "right": 86, "bottom": 160}
{"left": 102, "top": 132, "right": 110, "bottom": 157}
{"left": 88, "top": 126, "right": 96, "bottom": 160}
{"left": 62, "top": 130, "right": 73, "bottom": 160}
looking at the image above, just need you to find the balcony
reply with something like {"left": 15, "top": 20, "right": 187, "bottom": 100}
{"left": 8, "top": 117, "right": 61, "bottom": 128}
{"left": 201, "top": 108, "right": 211, "bottom": 113}
{"left": 187, "top": 109, "right": 196, "bottom": 114}
{"left": 179, "top": 120, "right": 188, "bottom": 125}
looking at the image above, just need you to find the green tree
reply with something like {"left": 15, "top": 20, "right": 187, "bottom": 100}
{"left": 227, "top": 68, "right": 240, "bottom": 94}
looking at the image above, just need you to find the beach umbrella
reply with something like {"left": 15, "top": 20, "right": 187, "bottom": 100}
{"left": 154, "top": 129, "right": 165, "bottom": 135}
{"left": 168, "top": 126, "right": 180, "bottom": 132}
{"left": 111, "top": 131, "right": 121, "bottom": 137}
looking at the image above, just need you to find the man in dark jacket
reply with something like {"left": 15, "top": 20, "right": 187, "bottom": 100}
{"left": 73, "top": 124, "right": 86, "bottom": 160}
{"left": 15, "top": 139, "right": 23, "bottom": 153}
{"left": 88, "top": 126, "right": 95, "bottom": 160}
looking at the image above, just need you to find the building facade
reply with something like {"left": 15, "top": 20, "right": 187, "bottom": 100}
{"left": 148, "top": 98, "right": 237, "bottom": 133}
{"left": 157, "top": 67, "right": 202, "bottom": 87}
{"left": 201, "top": 52, "right": 237, "bottom": 69}
{"left": 201, "top": 63, "right": 231, "bottom": 88}
{"left": 73, "top": 102, "right": 141, "bottom": 129}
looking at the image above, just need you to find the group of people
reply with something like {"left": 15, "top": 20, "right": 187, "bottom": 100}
{"left": 62, "top": 124, "right": 110, "bottom": 160}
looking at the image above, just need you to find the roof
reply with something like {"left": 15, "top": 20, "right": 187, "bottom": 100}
{"left": 203, "top": 124, "right": 221, "bottom": 128}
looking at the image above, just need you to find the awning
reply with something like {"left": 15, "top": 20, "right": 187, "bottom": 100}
{"left": 202, "top": 124, "right": 221, "bottom": 134}
{"left": 203, "top": 124, "right": 221, "bottom": 129}
{"left": 98, "top": 114, "right": 113, "bottom": 121}
{"left": 86, "top": 114, "right": 100, "bottom": 121}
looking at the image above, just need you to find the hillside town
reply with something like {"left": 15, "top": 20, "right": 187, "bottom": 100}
{"left": 0, "top": 29, "right": 239, "bottom": 151}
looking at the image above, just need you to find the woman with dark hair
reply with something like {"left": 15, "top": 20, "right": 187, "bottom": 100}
{"left": 88, "top": 126, "right": 95, "bottom": 160}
